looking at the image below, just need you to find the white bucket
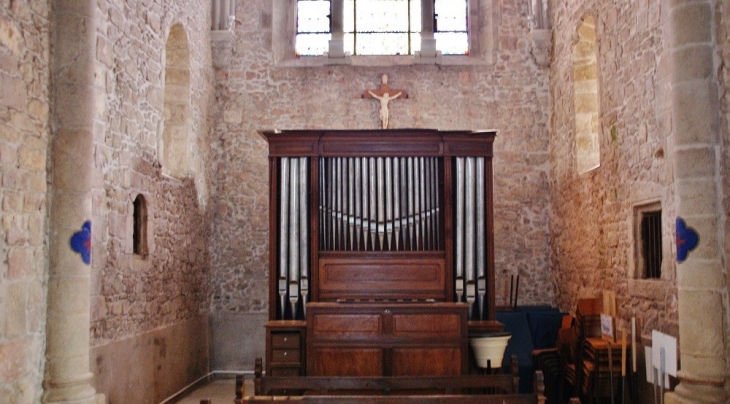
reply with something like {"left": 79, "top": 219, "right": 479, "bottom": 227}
{"left": 470, "top": 334, "right": 511, "bottom": 369}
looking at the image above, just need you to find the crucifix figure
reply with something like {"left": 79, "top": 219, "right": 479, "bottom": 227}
{"left": 363, "top": 74, "right": 408, "bottom": 129}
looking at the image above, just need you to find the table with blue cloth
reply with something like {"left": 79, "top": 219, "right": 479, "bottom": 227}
{"left": 495, "top": 306, "right": 566, "bottom": 393}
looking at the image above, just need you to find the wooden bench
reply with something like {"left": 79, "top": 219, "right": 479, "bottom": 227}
{"left": 238, "top": 371, "right": 545, "bottom": 404}
{"left": 253, "top": 355, "right": 518, "bottom": 396}
{"left": 234, "top": 356, "right": 572, "bottom": 404}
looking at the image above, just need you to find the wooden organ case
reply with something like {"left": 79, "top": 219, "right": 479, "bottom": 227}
{"left": 262, "top": 129, "right": 499, "bottom": 378}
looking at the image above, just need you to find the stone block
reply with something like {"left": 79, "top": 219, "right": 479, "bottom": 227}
{"left": 0, "top": 73, "right": 27, "bottom": 111}
{"left": 672, "top": 80, "right": 719, "bottom": 146}
{"left": 7, "top": 247, "right": 32, "bottom": 280}
{"left": 2, "top": 191, "right": 22, "bottom": 212}
{"left": 670, "top": 2, "right": 712, "bottom": 47}
{"left": 673, "top": 147, "right": 717, "bottom": 179}
{"left": 676, "top": 259, "right": 723, "bottom": 290}
{"left": 18, "top": 146, "right": 45, "bottom": 172}
{"left": 680, "top": 216, "right": 720, "bottom": 260}
{"left": 677, "top": 289, "right": 724, "bottom": 370}
{"left": 6, "top": 282, "right": 27, "bottom": 339}
{"left": 676, "top": 178, "right": 717, "bottom": 215}
{"left": 672, "top": 45, "right": 713, "bottom": 82}
{"left": 0, "top": 15, "right": 23, "bottom": 57}
{"left": 0, "top": 339, "right": 25, "bottom": 380}
{"left": 3, "top": 213, "right": 26, "bottom": 246}
{"left": 47, "top": 277, "right": 91, "bottom": 314}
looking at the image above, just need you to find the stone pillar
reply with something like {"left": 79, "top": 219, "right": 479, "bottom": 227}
{"left": 325, "top": 0, "right": 350, "bottom": 64}
{"left": 664, "top": 0, "right": 727, "bottom": 402}
{"left": 420, "top": 0, "right": 436, "bottom": 55}
{"left": 415, "top": 0, "right": 441, "bottom": 63}
{"left": 43, "top": 0, "right": 100, "bottom": 403}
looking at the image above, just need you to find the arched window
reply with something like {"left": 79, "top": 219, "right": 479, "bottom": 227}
{"left": 573, "top": 16, "right": 600, "bottom": 174}
{"left": 133, "top": 194, "right": 148, "bottom": 257}
{"left": 162, "top": 23, "right": 191, "bottom": 178}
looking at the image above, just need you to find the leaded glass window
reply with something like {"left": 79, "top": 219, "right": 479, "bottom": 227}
{"left": 344, "top": 0, "right": 421, "bottom": 55}
{"left": 296, "top": 0, "right": 332, "bottom": 56}
{"left": 435, "top": 0, "right": 468, "bottom": 55}
{"left": 295, "top": 0, "right": 469, "bottom": 56}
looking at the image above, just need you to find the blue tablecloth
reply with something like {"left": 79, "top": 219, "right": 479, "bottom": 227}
{"left": 496, "top": 306, "right": 566, "bottom": 393}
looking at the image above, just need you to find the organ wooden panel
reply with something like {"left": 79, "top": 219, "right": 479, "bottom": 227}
{"left": 306, "top": 302, "right": 468, "bottom": 377}
{"left": 318, "top": 253, "right": 446, "bottom": 301}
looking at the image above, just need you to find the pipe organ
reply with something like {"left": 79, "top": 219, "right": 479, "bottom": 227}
{"left": 263, "top": 129, "right": 499, "bottom": 377}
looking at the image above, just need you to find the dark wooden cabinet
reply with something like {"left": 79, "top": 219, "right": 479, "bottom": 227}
{"left": 306, "top": 302, "right": 468, "bottom": 377}
{"left": 261, "top": 129, "right": 499, "bottom": 377}
{"left": 265, "top": 321, "right": 306, "bottom": 376}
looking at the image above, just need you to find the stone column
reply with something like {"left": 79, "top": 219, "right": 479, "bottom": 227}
{"left": 415, "top": 0, "right": 440, "bottom": 63}
{"left": 43, "top": 0, "right": 100, "bottom": 403}
{"left": 665, "top": 0, "right": 727, "bottom": 402}
{"left": 420, "top": 0, "right": 437, "bottom": 55}
{"left": 325, "top": 0, "right": 350, "bottom": 64}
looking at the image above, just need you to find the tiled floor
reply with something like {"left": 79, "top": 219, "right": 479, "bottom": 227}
{"left": 176, "top": 377, "right": 253, "bottom": 404}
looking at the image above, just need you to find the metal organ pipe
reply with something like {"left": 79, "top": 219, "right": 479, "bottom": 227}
{"left": 288, "top": 158, "right": 300, "bottom": 319}
{"left": 455, "top": 158, "right": 465, "bottom": 303}
{"left": 276, "top": 157, "right": 310, "bottom": 320}
{"left": 476, "top": 157, "right": 486, "bottom": 319}
{"left": 453, "top": 156, "right": 488, "bottom": 319}
{"left": 316, "top": 156, "right": 443, "bottom": 253}
{"left": 465, "top": 157, "right": 476, "bottom": 317}
{"left": 279, "top": 158, "right": 290, "bottom": 319}
{"left": 299, "top": 157, "right": 309, "bottom": 315}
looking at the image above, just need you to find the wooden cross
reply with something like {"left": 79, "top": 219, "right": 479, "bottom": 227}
{"left": 362, "top": 74, "right": 408, "bottom": 129}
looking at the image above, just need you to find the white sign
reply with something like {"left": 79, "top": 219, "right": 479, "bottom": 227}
{"left": 600, "top": 313, "right": 615, "bottom": 341}
{"left": 652, "top": 330, "right": 678, "bottom": 377}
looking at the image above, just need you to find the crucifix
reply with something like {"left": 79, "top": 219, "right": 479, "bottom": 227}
{"left": 363, "top": 74, "right": 408, "bottom": 129}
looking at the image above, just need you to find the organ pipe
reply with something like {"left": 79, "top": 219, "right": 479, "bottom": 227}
{"left": 476, "top": 157, "right": 486, "bottom": 319}
{"left": 277, "top": 157, "right": 310, "bottom": 319}
{"left": 454, "top": 156, "right": 488, "bottom": 319}
{"left": 278, "top": 154, "right": 489, "bottom": 320}
{"left": 317, "top": 156, "right": 442, "bottom": 253}
{"left": 279, "top": 158, "right": 290, "bottom": 318}
{"left": 455, "top": 158, "right": 465, "bottom": 303}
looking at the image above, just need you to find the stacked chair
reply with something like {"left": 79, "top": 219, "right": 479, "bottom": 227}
{"left": 533, "top": 297, "right": 625, "bottom": 404}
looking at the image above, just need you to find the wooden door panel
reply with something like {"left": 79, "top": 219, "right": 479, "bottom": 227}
{"left": 309, "top": 347, "right": 382, "bottom": 376}
{"left": 391, "top": 347, "right": 462, "bottom": 376}
{"left": 318, "top": 256, "right": 446, "bottom": 301}
{"left": 391, "top": 313, "right": 462, "bottom": 338}
{"left": 311, "top": 314, "right": 381, "bottom": 336}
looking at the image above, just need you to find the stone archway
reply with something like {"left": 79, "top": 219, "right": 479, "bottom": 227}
{"left": 162, "top": 24, "right": 191, "bottom": 179}
{"left": 573, "top": 16, "right": 600, "bottom": 175}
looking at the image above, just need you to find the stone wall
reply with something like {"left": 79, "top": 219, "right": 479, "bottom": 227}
{"left": 88, "top": 0, "right": 215, "bottom": 400}
{"left": 209, "top": 0, "right": 554, "bottom": 367}
{"left": 549, "top": 0, "right": 678, "bottom": 339}
{"left": 717, "top": 0, "right": 730, "bottom": 386}
{"left": 0, "top": 0, "right": 51, "bottom": 401}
